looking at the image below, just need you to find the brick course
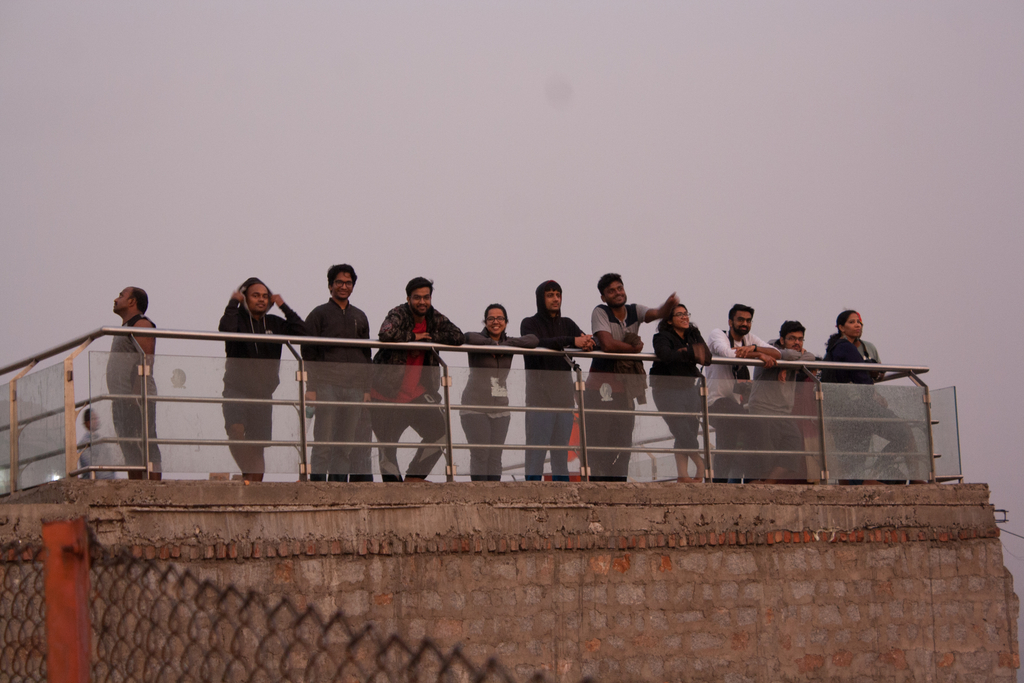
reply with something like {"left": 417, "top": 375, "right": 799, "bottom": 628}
{"left": 1, "top": 480, "right": 1018, "bottom": 682}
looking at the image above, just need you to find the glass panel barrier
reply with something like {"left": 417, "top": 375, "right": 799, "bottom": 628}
{"left": 14, "top": 364, "right": 66, "bottom": 489}
{"left": 305, "top": 359, "right": 374, "bottom": 481}
{"left": 631, "top": 375, "right": 707, "bottom": 482}
{"left": 0, "top": 380, "right": 10, "bottom": 494}
{"left": 703, "top": 376, "right": 821, "bottom": 483}
{"left": 449, "top": 365, "right": 581, "bottom": 482}
{"left": 930, "top": 386, "right": 962, "bottom": 481}
{"left": 821, "top": 383, "right": 931, "bottom": 483}
{"left": 90, "top": 352, "right": 304, "bottom": 479}
{"left": 362, "top": 359, "right": 452, "bottom": 482}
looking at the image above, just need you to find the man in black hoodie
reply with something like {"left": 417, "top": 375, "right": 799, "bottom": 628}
{"left": 219, "top": 277, "right": 306, "bottom": 482}
{"left": 520, "top": 280, "right": 594, "bottom": 481}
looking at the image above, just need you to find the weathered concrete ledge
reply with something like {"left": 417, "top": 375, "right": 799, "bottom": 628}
{"left": 0, "top": 481, "right": 1002, "bottom": 554}
{"left": 1, "top": 481, "right": 1017, "bottom": 682}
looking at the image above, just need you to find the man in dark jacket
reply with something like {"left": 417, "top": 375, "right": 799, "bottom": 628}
{"left": 519, "top": 280, "right": 594, "bottom": 481}
{"left": 370, "top": 277, "right": 464, "bottom": 481}
{"left": 219, "top": 277, "right": 306, "bottom": 482}
{"left": 302, "top": 264, "right": 372, "bottom": 482}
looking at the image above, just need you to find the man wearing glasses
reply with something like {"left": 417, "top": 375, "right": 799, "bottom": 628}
{"left": 370, "top": 277, "right": 464, "bottom": 481}
{"left": 747, "top": 320, "right": 817, "bottom": 482}
{"left": 704, "top": 304, "right": 781, "bottom": 482}
{"left": 302, "top": 264, "right": 372, "bottom": 481}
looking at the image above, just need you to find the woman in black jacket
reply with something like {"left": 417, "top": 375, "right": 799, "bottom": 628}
{"left": 650, "top": 304, "right": 711, "bottom": 482}
{"left": 460, "top": 304, "right": 538, "bottom": 481}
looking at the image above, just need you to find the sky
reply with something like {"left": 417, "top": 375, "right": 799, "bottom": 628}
{"left": 2, "top": 0, "right": 1024, "bottom": 668}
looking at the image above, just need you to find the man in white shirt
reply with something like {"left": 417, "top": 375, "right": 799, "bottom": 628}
{"left": 704, "top": 304, "right": 780, "bottom": 482}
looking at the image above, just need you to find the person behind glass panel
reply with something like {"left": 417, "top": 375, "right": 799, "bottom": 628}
{"left": 519, "top": 280, "right": 595, "bottom": 482}
{"left": 703, "top": 304, "right": 781, "bottom": 483}
{"left": 219, "top": 277, "right": 306, "bottom": 482}
{"left": 370, "top": 277, "right": 465, "bottom": 481}
{"left": 650, "top": 304, "right": 711, "bottom": 482}
{"left": 461, "top": 304, "right": 538, "bottom": 481}
{"left": 302, "top": 264, "right": 373, "bottom": 482}
{"left": 585, "top": 273, "right": 679, "bottom": 482}
{"left": 108, "top": 286, "right": 162, "bottom": 480}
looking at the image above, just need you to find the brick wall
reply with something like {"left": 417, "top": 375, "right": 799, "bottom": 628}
{"left": 1, "top": 481, "right": 1018, "bottom": 682}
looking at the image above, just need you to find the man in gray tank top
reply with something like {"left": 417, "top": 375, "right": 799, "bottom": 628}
{"left": 108, "top": 286, "right": 162, "bottom": 480}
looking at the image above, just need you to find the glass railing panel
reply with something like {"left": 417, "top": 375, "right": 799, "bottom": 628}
{"left": 453, "top": 365, "right": 582, "bottom": 482}
{"left": 15, "top": 364, "right": 66, "bottom": 489}
{"left": 632, "top": 374, "right": 706, "bottom": 482}
{"left": 930, "top": 386, "right": 962, "bottom": 481}
{"left": 821, "top": 383, "right": 931, "bottom": 483}
{"left": 0, "top": 380, "right": 10, "bottom": 494}
{"left": 362, "top": 357, "right": 455, "bottom": 482}
{"left": 703, "top": 376, "right": 821, "bottom": 482}
{"left": 89, "top": 351, "right": 304, "bottom": 478}
{"left": 305, "top": 359, "right": 375, "bottom": 481}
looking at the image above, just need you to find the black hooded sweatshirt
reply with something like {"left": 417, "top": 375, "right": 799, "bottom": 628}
{"left": 219, "top": 277, "right": 306, "bottom": 395}
{"left": 519, "top": 281, "right": 586, "bottom": 407}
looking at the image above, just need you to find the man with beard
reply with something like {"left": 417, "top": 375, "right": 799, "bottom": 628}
{"left": 219, "top": 277, "right": 306, "bottom": 482}
{"left": 585, "top": 273, "right": 677, "bottom": 482}
{"left": 370, "top": 277, "right": 464, "bottom": 481}
{"left": 704, "top": 304, "right": 781, "bottom": 482}
{"left": 747, "top": 320, "right": 816, "bottom": 482}
{"left": 108, "top": 286, "right": 162, "bottom": 480}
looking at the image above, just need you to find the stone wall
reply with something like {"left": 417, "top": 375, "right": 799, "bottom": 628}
{"left": 1, "top": 481, "right": 1018, "bottom": 682}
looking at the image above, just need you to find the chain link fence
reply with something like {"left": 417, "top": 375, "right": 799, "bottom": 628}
{"left": 3, "top": 529, "right": 579, "bottom": 683}
{"left": 0, "top": 541, "right": 47, "bottom": 683}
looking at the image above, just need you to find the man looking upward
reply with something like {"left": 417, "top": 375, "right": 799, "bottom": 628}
{"left": 108, "top": 286, "right": 162, "bottom": 480}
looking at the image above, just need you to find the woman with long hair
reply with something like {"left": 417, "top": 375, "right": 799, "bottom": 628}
{"left": 822, "top": 309, "right": 919, "bottom": 483}
{"left": 650, "top": 303, "right": 711, "bottom": 482}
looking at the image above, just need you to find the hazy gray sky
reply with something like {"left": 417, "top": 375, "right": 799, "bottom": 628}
{"left": 2, "top": 0, "right": 1023, "bottom": 665}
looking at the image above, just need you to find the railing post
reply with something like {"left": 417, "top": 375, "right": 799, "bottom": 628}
{"left": 43, "top": 516, "right": 91, "bottom": 683}
{"left": 573, "top": 364, "right": 590, "bottom": 482}
{"left": 129, "top": 337, "right": 152, "bottom": 478}
{"left": 699, "top": 375, "right": 711, "bottom": 481}
{"left": 908, "top": 373, "right": 937, "bottom": 484}
{"left": 9, "top": 361, "right": 37, "bottom": 493}
{"left": 803, "top": 367, "right": 829, "bottom": 484}
{"left": 285, "top": 343, "right": 309, "bottom": 482}
{"left": 434, "top": 350, "right": 456, "bottom": 482}
{"left": 63, "top": 340, "right": 93, "bottom": 480}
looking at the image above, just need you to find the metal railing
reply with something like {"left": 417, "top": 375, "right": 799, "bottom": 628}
{"left": 0, "top": 326, "right": 948, "bottom": 493}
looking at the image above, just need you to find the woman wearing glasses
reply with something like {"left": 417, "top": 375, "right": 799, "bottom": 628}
{"left": 461, "top": 304, "right": 538, "bottom": 480}
{"left": 651, "top": 304, "right": 711, "bottom": 482}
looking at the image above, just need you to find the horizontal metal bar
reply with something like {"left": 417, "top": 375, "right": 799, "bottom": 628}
{"left": 0, "top": 326, "right": 930, "bottom": 380}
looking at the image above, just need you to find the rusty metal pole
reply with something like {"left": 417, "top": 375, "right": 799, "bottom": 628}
{"left": 43, "top": 517, "right": 91, "bottom": 683}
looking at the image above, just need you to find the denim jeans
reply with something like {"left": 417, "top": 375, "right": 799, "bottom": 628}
{"left": 524, "top": 410, "right": 574, "bottom": 481}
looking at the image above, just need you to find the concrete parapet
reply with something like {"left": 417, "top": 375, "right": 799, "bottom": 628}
{"left": 1, "top": 481, "right": 1018, "bottom": 682}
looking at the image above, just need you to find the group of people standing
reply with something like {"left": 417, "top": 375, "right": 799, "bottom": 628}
{"left": 97, "top": 269, "right": 892, "bottom": 483}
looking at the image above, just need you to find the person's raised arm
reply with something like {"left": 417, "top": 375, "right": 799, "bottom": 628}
{"left": 219, "top": 291, "right": 244, "bottom": 333}
{"left": 643, "top": 293, "right": 680, "bottom": 323}
{"left": 273, "top": 295, "right": 306, "bottom": 336}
